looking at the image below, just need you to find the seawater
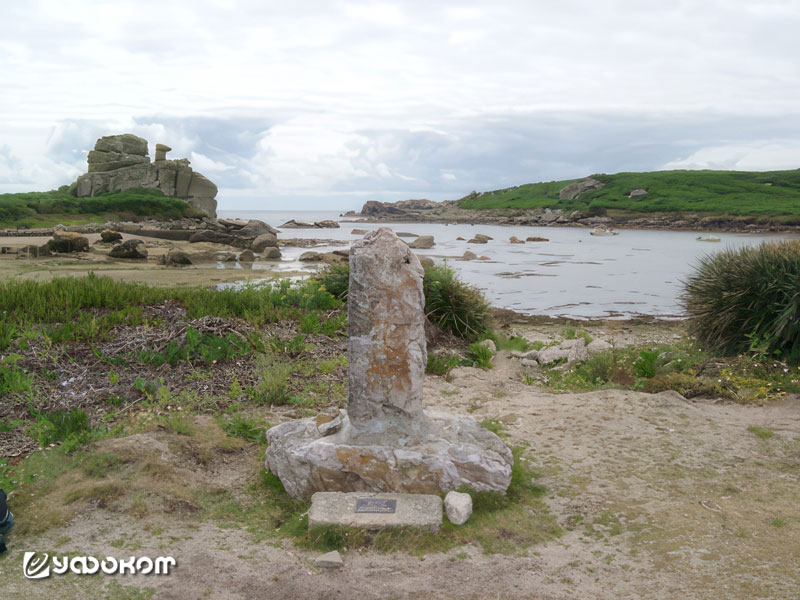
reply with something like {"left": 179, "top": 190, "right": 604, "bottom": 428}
{"left": 219, "top": 209, "right": 797, "bottom": 319}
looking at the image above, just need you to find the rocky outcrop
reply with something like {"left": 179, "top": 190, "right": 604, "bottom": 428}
{"left": 628, "top": 188, "right": 648, "bottom": 198}
{"left": 359, "top": 199, "right": 442, "bottom": 218}
{"left": 251, "top": 233, "right": 278, "bottom": 253}
{"left": 71, "top": 134, "right": 219, "bottom": 217}
{"left": 558, "top": 177, "right": 605, "bottom": 200}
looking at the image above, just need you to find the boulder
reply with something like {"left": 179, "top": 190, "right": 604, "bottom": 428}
{"left": 468, "top": 234, "right": 492, "bottom": 244}
{"left": 251, "top": 233, "right": 278, "bottom": 253}
{"left": 444, "top": 491, "right": 473, "bottom": 525}
{"left": 419, "top": 257, "right": 435, "bottom": 269}
{"left": 351, "top": 228, "right": 368, "bottom": 235}
{"left": 166, "top": 248, "right": 192, "bottom": 265}
{"left": 628, "top": 188, "right": 648, "bottom": 198}
{"left": 509, "top": 236, "right": 524, "bottom": 244}
{"left": 100, "top": 229, "right": 123, "bottom": 243}
{"left": 409, "top": 235, "right": 435, "bottom": 249}
{"left": 313, "top": 551, "right": 343, "bottom": 569}
{"left": 48, "top": 231, "right": 89, "bottom": 253}
{"left": 236, "top": 219, "right": 276, "bottom": 239}
{"left": 109, "top": 239, "right": 148, "bottom": 259}
{"left": 299, "top": 251, "right": 323, "bottom": 262}
{"left": 558, "top": 177, "right": 605, "bottom": 200}
{"left": 238, "top": 249, "right": 255, "bottom": 262}
{"left": 526, "top": 236, "right": 549, "bottom": 242}
{"left": 587, "top": 339, "right": 612, "bottom": 355}
{"left": 567, "top": 338, "right": 588, "bottom": 364}
{"left": 262, "top": 247, "right": 282, "bottom": 260}
{"left": 459, "top": 250, "right": 478, "bottom": 261}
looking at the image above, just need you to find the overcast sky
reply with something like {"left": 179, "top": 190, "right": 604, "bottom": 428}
{"left": 2, "top": 1, "right": 800, "bottom": 211}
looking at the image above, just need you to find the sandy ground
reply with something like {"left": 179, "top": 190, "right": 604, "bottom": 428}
{"left": 1, "top": 349, "right": 798, "bottom": 600}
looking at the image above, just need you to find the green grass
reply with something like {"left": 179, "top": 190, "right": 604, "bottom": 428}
{"left": 747, "top": 425, "right": 775, "bottom": 440}
{"left": 457, "top": 169, "right": 800, "bottom": 218}
{"left": 0, "top": 273, "right": 342, "bottom": 331}
{"left": 0, "top": 188, "right": 200, "bottom": 228}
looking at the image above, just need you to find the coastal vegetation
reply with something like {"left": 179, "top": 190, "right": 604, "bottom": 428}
{"left": 0, "top": 188, "right": 199, "bottom": 228}
{"left": 684, "top": 240, "right": 800, "bottom": 363}
{"left": 458, "top": 169, "right": 800, "bottom": 220}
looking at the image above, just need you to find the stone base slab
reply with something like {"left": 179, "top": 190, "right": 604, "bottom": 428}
{"left": 264, "top": 410, "right": 513, "bottom": 500}
{"left": 309, "top": 492, "right": 442, "bottom": 532}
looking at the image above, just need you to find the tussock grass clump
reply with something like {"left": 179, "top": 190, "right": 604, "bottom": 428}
{"left": 424, "top": 265, "right": 491, "bottom": 341}
{"left": 684, "top": 241, "right": 800, "bottom": 362}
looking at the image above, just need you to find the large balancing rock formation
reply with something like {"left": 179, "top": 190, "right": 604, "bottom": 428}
{"left": 71, "top": 134, "right": 218, "bottom": 217}
{"left": 265, "top": 228, "right": 513, "bottom": 500}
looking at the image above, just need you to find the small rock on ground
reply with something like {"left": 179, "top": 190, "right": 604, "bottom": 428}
{"left": 444, "top": 491, "right": 472, "bottom": 525}
{"left": 314, "top": 550, "right": 344, "bottom": 569}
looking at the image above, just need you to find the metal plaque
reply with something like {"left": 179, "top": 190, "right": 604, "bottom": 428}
{"left": 354, "top": 498, "right": 397, "bottom": 514}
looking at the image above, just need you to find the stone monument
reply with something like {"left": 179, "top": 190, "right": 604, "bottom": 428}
{"left": 265, "top": 228, "right": 513, "bottom": 500}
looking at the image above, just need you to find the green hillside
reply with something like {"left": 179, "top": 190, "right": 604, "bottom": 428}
{"left": 457, "top": 169, "right": 800, "bottom": 218}
{"left": 0, "top": 188, "right": 199, "bottom": 228}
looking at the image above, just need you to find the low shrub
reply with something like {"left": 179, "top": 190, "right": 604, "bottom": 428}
{"left": 684, "top": 241, "right": 800, "bottom": 363}
{"left": 467, "top": 342, "right": 494, "bottom": 370}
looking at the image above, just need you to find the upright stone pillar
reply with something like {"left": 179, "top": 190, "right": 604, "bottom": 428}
{"left": 264, "top": 228, "right": 513, "bottom": 500}
{"left": 347, "top": 228, "right": 426, "bottom": 425}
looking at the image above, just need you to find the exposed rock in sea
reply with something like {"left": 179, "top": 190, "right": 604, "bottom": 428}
{"left": 509, "top": 236, "right": 524, "bottom": 244}
{"left": 262, "top": 247, "right": 282, "bottom": 260}
{"left": 165, "top": 248, "right": 192, "bottom": 265}
{"left": 280, "top": 219, "right": 340, "bottom": 229}
{"left": 468, "top": 233, "right": 492, "bottom": 244}
{"left": 238, "top": 249, "right": 255, "bottom": 262}
{"left": 71, "top": 133, "right": 219, "bottom": 217}
{"left": 459, "top": 250, "right": 478, "bottom": 261}
{"left": 527, "top": 236, "right": 549, "bottom": 242}
{"left": 359, "top": 199, "right": 441, "bottom": 218}
{"left": 409, "top": 235, "right": 434, "bottom": 249}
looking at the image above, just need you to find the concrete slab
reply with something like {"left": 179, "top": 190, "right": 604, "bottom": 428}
{"left": 309, "top": 492, "right": 442, "bottom": 532}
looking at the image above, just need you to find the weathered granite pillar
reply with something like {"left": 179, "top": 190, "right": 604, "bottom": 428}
{"left": 347, "top": 228, "right": 426, "bottom": 425}
{"left": 264, "top": 228, "right": 513, "bottom": 500}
